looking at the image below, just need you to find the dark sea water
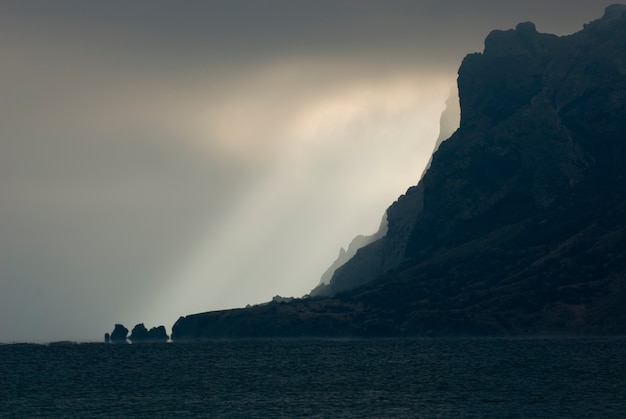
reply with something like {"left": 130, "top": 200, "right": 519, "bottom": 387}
{"left": 1, "top": 338, "right": 625, "bottom": 418}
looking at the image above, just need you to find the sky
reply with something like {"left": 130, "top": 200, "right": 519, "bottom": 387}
{"left": 0, "top": 0, "right": 613, "bottom": 343}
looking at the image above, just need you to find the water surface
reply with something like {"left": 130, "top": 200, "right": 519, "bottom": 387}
{"left": 1, "top": 338, "right": 624, "bottom": 417}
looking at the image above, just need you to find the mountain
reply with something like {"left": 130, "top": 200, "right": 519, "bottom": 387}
{"left": 420, "top": 87, "right": 461, "bottom": 178}
{"left": 172, "top": 5, "right": 626, "bottom": 340}
{"left": 313, "top": 214, "right": 387, "bottom": 291}
{"left": 311, "top": 88, "right": 460, "bottom": 296}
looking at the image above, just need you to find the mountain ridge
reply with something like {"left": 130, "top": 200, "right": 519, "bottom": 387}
{"left": 171, "top": 5, "right": 626, "bottom": 340}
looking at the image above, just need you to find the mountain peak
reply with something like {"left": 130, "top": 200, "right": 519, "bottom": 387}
{"left": 515, "top": 21, "right": 537, "bottom": 34}
{"left": 482, "top": 20, "right": 557, "bottom": 59}
{"left": 603, "top": 4, "right": 626, "bottom": 20}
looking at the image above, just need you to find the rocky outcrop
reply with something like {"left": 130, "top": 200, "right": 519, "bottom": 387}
{"left": 311, "top": 214, "right": 387, "bottom": 296}
{"left": 106, "top": 323, "right": 168, "bottom": 343}
{"left": 109, "top": 324, "right": 128, "bottom": 344}
{"left": 311, "top": 184, "right": 425, "bottom": 297}
{"left": 172, "top": 5, "right": 626, "bottom": 339}
{"left": 128, "top": 323, "right": 169, "bottom": 343}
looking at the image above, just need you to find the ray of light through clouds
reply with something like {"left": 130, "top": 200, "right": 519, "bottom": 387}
{"left": 0, "top": 0, "right": 613, "bottom": 342}
{"left": 162, "top": 73, "right": 451, "bottom": 321}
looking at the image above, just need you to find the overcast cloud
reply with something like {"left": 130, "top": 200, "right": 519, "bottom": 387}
{"left": 0, "top": 0, "right": 612, "bottom": 342}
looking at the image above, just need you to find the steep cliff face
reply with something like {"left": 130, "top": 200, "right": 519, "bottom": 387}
{"left": 324, "top": 5, "right": 626, "bottom": 299}
{"left": 314, "top": 89, "right": 459, "bottom": 297}
{"left": 312, "top": 214, "right": 387, "bottom": 293}
{"left": 312, "top": 88, "right": 461, "bottom": 296}
{"left": 172, "top": 5, "right": 626, "bottom": 339}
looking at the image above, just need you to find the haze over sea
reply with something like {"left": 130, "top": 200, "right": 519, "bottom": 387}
{"left": 2, "top": 337, "right": 624, "bottom": 418}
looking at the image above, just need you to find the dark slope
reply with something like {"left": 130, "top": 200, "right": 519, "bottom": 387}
{"left": 172, "top": 5, "right": 626, "bottom": 340}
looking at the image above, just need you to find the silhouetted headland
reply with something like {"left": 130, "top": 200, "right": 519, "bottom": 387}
{"left": 163, "top": 5, "right": 626, "bottom": 340}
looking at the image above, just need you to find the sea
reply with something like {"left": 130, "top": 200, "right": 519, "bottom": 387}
{"left": 1, "top": 337, "right": 625, "bottom": 418}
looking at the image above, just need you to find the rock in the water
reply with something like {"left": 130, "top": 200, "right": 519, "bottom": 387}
{"left": 146, "top": 325, "right": 169, "bottom": 342}
{"left": 129, "top": 323, "right": 149, "bottom": 342}
{"left": 129, "top": 323, "right": 169, "bottom": 343}
{"left": 110, "top": 324, "right": 128, "bottom": 344}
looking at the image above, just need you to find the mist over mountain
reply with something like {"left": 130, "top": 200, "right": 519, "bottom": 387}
{"left": 172, "top": 5, "right": 626, "bottom": 339}
{"left": 312, "top": 88, "right": 460, "bottom": 293}
{"left": 315, "top": 214, "right": 388, "bottom": 288}
{"left": 424, "top": 88, "right": 462, "bottom": 174}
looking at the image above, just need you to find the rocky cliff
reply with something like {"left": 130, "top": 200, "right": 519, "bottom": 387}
{"left": 312, "top": 88, "right": 460, "bottom": 297}
{"left": 172, "top": 5, "right": 626, "bottom": 339}
{"left": 312, "top": 214, "right": 387, "bottom": 293}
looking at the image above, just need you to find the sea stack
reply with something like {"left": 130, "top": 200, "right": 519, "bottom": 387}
{"left": 109, "top": 324, "right": 129, "bottom": 344}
